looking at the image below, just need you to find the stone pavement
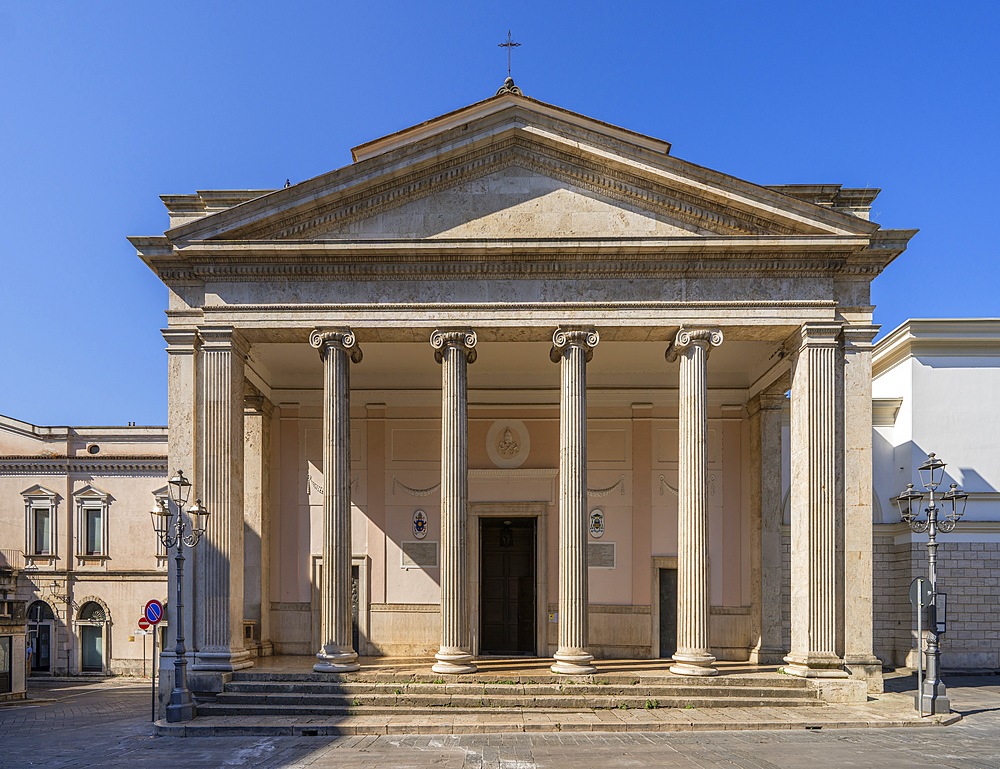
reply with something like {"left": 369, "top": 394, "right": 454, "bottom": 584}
{"left": 1, "top": 674, "right": 999, "bottom": 768}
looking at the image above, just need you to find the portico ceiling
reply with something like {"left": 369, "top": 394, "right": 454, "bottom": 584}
{"left": 249, "top": 337, "right": 782, "bottom": 393}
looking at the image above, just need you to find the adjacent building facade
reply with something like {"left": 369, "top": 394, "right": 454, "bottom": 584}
{"left": 130, "top": 83, "right": 914, "bottom": 695}
{"left": 0, "top": 415, "right": 167, "bottom": 676}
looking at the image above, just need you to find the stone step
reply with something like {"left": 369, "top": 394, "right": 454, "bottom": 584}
{"left": 155, "top": 708, "right": 963, "bottom": 737}
{"left": 199, "top": 694, "right": 825, "bottom": 717}
{"left": 221, "top": 681, "right": 817, "bottom": 701}
{"left": 230, "top": 671, "right": 812, "bottom": 689}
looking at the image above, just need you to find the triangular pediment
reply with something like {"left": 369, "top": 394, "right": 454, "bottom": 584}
{"left": 21, "top": 484, "right": 59, "bottom": 500}
{"left": 73, "top": 484, "right": 112, "bottom": 502}
{"left": 160, "top": 94, "right": 879, "bottom": 245}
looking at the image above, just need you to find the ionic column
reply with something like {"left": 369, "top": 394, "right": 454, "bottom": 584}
{"left": 748, "top": 386, "right": 787, "bottom": 664}
{"left": 431, "top": 329, "right": 477, "bottom": 675}
{"left": 784, "top": 323, "right": 848, "bottom": 678}
{"left": 194, "top": 326, "right": 252, "bottom": 671}
{"left": 310, "top": 328, "right": 363, "bottom": 673}
{"left": 666, "top": 328, "right": 722, "bottom": 677}
{"left": 842, "top": 323, "right": 882, "bottom": 689}
{"left": 549, "top": 328, "right": 599, "bottom": 675}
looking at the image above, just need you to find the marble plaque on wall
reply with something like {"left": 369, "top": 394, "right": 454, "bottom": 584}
{"left": 588, "top": 542, "right": 616, "bottom": 569}
{"left": 401, "top": 540, "right": 439, "bottom": 569}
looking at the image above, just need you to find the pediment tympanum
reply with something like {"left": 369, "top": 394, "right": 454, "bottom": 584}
{"left": 311, "top": 165, "right": 701, "bottom": 240}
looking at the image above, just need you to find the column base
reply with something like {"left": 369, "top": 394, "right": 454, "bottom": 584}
{"left": 669, "top": 650, "right": 718, "bottom": 677}
{"left": 845, "top": 655, "right": 883, "bottom": 693}
{"left": 432, "top": 649, "right": 477, "bottom": 675}
{"left": 782, "top": 652, "right": 848, "bottom": 679}
{"left": 314, "top": 645, "right": 360, "bottom": 673}
{"left": 551, "top": 649, "right": 596, "bottom": 675}
{"left": 748, "top": 645, "right": 787, "bottom": 666}
{"left": 192, "top": 648, "right": 254, "bottom": 672}
{"left": 164, "top": 700, "right": 196, "bottom": 723}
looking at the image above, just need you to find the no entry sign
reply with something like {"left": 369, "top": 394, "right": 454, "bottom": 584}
{"left": 138, "top": 616, "right": 151, "bottom": 631}
{"left": 144, "top": 599, "right": 164, "bottom": 625}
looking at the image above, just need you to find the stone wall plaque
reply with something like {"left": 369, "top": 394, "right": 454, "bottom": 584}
{"left": 401, "top": 540, "right": 438, "bottom": 569}
{"left": 587, "top": 542, "right": 616, "bottom": 569}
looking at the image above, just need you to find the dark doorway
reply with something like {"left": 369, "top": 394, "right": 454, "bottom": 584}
{"left": 27, "top": 601, "right": 53, "bottom": 673}
{"left": 351, "top": 564, "right": 360, "bottom": 653}
{"left": 0, "top": 636, "right": 10, "bottom": 694}
{"left": 480, "top": 518, "right": 536, "bottom": 655}
{"left": 659, "top": 568, "right": 678, "bottom": 658}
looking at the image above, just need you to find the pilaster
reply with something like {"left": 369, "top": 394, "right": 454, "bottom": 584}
{"left": 747, "top": 385, "right": 787, "bottom": 664}
{"left": 549, "top": 327, "right": 599, "bottom": 675}
{"left": 665, "top": 328, "right": 722, "bottom": 676}
{"left": 194, "top": 326, "right": 252, "bottom": 672}
{"left": 785, "top": 323, "right": 848, "bottom": 679}
{"left": 243, "top": 384, "right": 274, "bottom": 657}
{"left": 310, "top": 328, "right": 363, "bottom": 673}
{"left": 159, "top": 328, "right": 199, "bottom": 705}
{"left": 842, "top": 323, "right": 883, "bottom": 691}
{"left": 431, "top": 329, "right": 478, "bottom": 675}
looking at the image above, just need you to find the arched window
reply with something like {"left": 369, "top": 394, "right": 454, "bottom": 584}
{"left": 78, "top": 602, "right": 107, "bottom": 623}
{"left": 28, "top": 600, "right": 54, "bottom": 623}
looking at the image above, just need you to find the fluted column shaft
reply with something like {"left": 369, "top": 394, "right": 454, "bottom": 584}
{"left": 785, "top": 323, "right": 848, "bottom": 678}
{"left": 194, "top": 326, "right": 252, "bottom": 671}
{"left": 431, "top": 329, "right": 477, "bottom": 675}
{"left": 666, "top": 328, "right": 722, "bottom": 676}
{"left": 550, "top": 328, "right": 599, "bottom": 675}
{"left": 311, "top": 329, "right": 363, "bottom": 673}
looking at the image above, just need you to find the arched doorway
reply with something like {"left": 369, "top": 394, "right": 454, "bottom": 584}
{"left": 27, "top": 600, "right": 55, "bottom": 673}
{"left": 78, "top": 602, "right": 107, "bottom": 673}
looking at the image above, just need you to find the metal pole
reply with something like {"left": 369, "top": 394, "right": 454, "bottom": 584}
{"left": 917, "top": 583, "right": 923, "bottom": 718}
{"left": 165, "top": 514, "right": 196, "bottom": 722}
{"left": 151, "top": 625, "right": 156, "bottom": 722}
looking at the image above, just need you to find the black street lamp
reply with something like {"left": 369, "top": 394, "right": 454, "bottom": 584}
{"left": 151, "top": 470, "right": 209, "bottom": 722}
{"left": 894, "top": 453, "right": 969, "bottom": 715}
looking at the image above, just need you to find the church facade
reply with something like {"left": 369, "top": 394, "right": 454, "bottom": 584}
{"left": 131, "top": 83, "right": 916, "bottom": 693}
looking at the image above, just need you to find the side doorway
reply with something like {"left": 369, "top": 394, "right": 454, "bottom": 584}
{"left": 27, "top": 600, "right": 54, "bottom": 673}
{"left": 480, "top": 518, "right": 536, "bottom": 655}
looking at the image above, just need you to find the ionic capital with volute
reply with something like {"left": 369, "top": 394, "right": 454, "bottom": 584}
{"left": 431, "top": 329, "right": 478, "bottom": 364}
{"left": 309, "top": 328, "right": 363, "bottom": 363}
{"left": 665, "top": 328, "right": 723, "bottom": 363}
{"left": 549, "top": 328, "right": 599, "bottom": 363}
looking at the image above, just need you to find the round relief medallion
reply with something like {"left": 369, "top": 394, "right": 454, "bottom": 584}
{"left": 486, "top": 419, "right": 530, "bottom": 469}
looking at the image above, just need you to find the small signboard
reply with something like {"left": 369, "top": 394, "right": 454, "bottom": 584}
{"left": 144, "top": 599, "right": 163, "bottom": 625}
{"left": 138, "top": 616, "right": 151, "bottom": 631}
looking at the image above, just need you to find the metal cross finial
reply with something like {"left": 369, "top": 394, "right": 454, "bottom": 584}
{"left": 498, "top": 30, "right": 520, "bottom": 76}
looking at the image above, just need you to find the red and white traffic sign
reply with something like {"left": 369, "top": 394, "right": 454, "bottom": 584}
{"left": 144, "top": 599, "right": 164, "bottom": 625}
{"left": 138, "top": 616, "right": 151, "bottom": 631}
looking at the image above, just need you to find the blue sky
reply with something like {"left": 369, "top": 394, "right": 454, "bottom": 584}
{"left": 1, "top": 2, "right": 997, "bottom": 426}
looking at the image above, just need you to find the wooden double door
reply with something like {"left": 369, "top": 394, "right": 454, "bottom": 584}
{"left": 480, "top": 518, "right": 536, "bottom": 655}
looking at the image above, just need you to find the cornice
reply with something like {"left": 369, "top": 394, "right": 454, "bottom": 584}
{"left": 149, "top": 237, "right": 870, "bottom": 284}
{"left": 874, "top": 318, "right": 1000, "bottom": 377}
{"left": 0, "top": 456, "right": 167, "bottom": 475}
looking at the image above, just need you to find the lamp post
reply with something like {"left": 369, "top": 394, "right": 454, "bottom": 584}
{"left": 150, "top": 470, "right": 209, "bottom": 722}
{"left": 894, "top": 453, "right": 968, "bottom": 715}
